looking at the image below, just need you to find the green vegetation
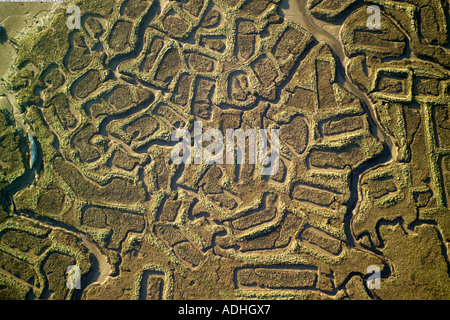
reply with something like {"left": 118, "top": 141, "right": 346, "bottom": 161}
{"left": 0, "top": 109, "right": 25, "bottom": 191}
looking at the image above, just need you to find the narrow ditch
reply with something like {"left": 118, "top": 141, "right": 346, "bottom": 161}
{"left": 281, "top": 0, "right": 397, "bottom": 261}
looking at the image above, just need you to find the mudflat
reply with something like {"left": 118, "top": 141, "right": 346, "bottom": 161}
{"left": 0, "top": 2, "right": 57, "bottom": 79}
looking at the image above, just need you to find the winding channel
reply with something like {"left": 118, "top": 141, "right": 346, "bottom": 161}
{"left": 0, "top": 85, "right": 112, "bottom": 296}
{"left": 9, "top": 212, "right": 112, "bottom": 295}
{"left": 284, "top": 0, "right": 397, "bottom": 157}
{"left": 282, "top": 0, "right": 397, "bottom": 255}
{"left": 0, "top": 0, "right": 399, "bottom": 296}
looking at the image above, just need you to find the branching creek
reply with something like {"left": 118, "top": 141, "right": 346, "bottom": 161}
{"left": 0, "top": 0, "right": 400, "bottom": 298}
{"left": 0, "top": 89, "right": 112, "bottom": 297}
{"left": 282, "top": 0, "right": 397, "bottom": 279}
